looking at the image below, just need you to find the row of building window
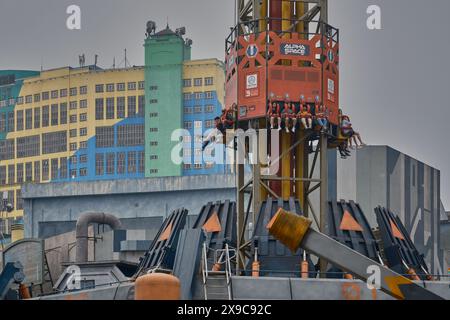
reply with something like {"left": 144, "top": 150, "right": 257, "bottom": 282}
{"left": 0, "top": 157, "right": 86, "bottom": 186}
{"left": 95, "top": 151, "right": 144, "bottom": 175}
{"left": 183, "top": 163, "right": 214, "bottom": 170}
{"left": 95, "top": 124, "right": 144, "bottom": 148}
{"left": 0, "top": 104, "right": 87, "bottom": 133}
{"left": 183, "top": 120, "right": 215, "bottom": 129}
{"left": 183, "top": 77, "right": 214, "bottom": 88}
{"left": 95, "top": 81, "right": 145, "bottom": 93}
{"left": 184, "top": 105, "right": 215, "bottom": 114}
{"left": 95, "top": 96, "right": 144, "bottom": 120}
{"left": 2, "top": 82, "right": 146, "bottom": 106}
{"left": 183, "top": 91, "right": 215, "bottom": 101}
{"left": 0, "top": 134, "right": 88, "bottom": 160}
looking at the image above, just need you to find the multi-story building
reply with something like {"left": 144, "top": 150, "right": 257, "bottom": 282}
{"left": 0, "top": 25, "right": 226, "bottom": 236}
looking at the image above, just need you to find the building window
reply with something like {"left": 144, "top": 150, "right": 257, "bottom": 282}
{"left": 194, "top": 106, "right": 202, "bottom": 113}
{"left": 42, "top": 91, "right": 50, "bottom": 100}
{"left": 205, "top": 77, "right": 214, "bottom": 86}
{"left": 106, "top": 97, "right": 115, "bottom": 119}
{"left": 16, "top": 163, "right": 24, "bottom": 183}
{"left": 0, "top": 139, "right": 15, "bottom": 160}
{"left": 138, "top": 81, "right": 145, "bottom": 90}
{"left": 138, "top": 95, "right": 145, "bottom": 117}
{"left": 42, "top": 131, "right": 67, "bottom": 154}
{"left": 106, "top": 83, "right": 115, "bottom": 92}
{"left": 60, "top": 103, "right": 67, "bottom": 124}
{"left": 42, "top": 160, "right": 49, "bottom": 181}
{"left": 51, "top": 90, "right": 58, "bottom": 99}
{"left": 80, "top": 99, "right": 88, "bottom": 109}
{"left": 149, "top": 128, "right": 158, "bottom": 132}
{"left": 149, "top": 169, "right": 158, "bottom": 174}
{"left": 106, "top": 153, "right": 115, "bottom": 175}
{"left": 70, "top": 114, "right": 77, "bottom": 123}
{"left": 70, "top": 155, "right": 77, "bottom": 166}
{"left": 117, "top": 124, "right": 144, "bottom": 146}
{"left": 34, "top": 161, "right": 40, "bottom": 182}
{"left": 205, "top": 162, "right": 214, "bottom": 169}
{"left": 60, "top": 157, "right": 67, "bottom": 179}
{"left": 205, "top": 119, "right": 214, "bottom": 128}
{"left": 194, "top": 78, "right": 202, "bottom": 86}
{"left": 150, "top": 141, "right": 158, "bottom": 146}
{"left": 0, "top": 166, "right": 6, "bottom": 186}
{"left": 117, "top": 152, "right": 126, "bottom": 174}
{"left": 16, "top": 97, "right": 24, "bottom": 105}
{"left": 149, "top": 99, "right": 158, "bottom": 104}
{"left": 80, "top": 168, "right": 87, "bottom": 177}
{"left": 42, "top": 105, "right": 49, "bottom": 127}
{"left": 150, "top": 155, "right": 158, "bottom": 160}
{"left": 7, "top": 112, "right": 14, "bottom": 132}
{"left": 70, "top": 169, "right": 77, "bottom": 178}
{"left": 34, "top": 93, "right": 41, "bottom": 102}
{"left": 95, "top": 98, "right": 104, "bottom": 120}
{"left": 96, "top": 126, "right": 114, "bottom": 148}
{"left": 51, "top": 104, "right": 59, "bottom": 126}
{"left": 25, "top": 162, "right": 32, "bottom": 182}
{"left": 0, "top": 113, "right": 6, "bottom": 132}
{"left": 194, "top": 92, "right": 204, "bottom": 99}
{"left": 194, "top": 163, "right": 202, "bottom": 169}
{"left": 183, "top": 93, "right": 192, "bottom": 101}
{"left": 80, "top": 154, "right": 88, "bottom": 163}
{"left": 80, "top": 113, "right": 87, "bottom": 122}
{"left": 184, "top": 107, "right": 193, "bottom": 114}
{"left": 205, "top": 105, "right": 214, "bottom": 113}
{"left": 138, "top": 151, "right": 144, "bottom": 173}
{"left": 69, "top": 101, "right": 77, "bottom": 110}
{"left": 16, "top": 110, "right": 24, "bottom": 131}
{"left": 16, "top": 189, "right": 23, "bottom": 210}
{"left": 183, "top": 148, "right": 192, "bottom": 157}
{"left": 80, "top": 141, "right": 87, "bottom": 149}
{"left": 149, "top": 112, "right": 158, "bottom": 118}
{"left": 70, "top": 129, "right": 77, "bottom": 138}
{"left": 128, "top": 82, "right": 137, "bottom": 91}
{"left": 183, "top": 164, "right": 191, "bottom": 170}
{"left": 51, "top": 159, "right": 59, "bottom": 180}
{"left": 183, "top": 135, "right": 191, "bottom": 143}
{"left": 184, "top": 121, "right": 192, "bottom": 129}
{"left": 60, "top": 89, "right": 67, "bottom": 98}
{"left": 95, "top": 84, "right": 104, "bottom": 93}
{"left": 127, "top": 96, "right": 136, "bottom": 117}
{"left": 205, "top": 91, "right": 214, "bottom": 99}
{"left": 183, "top": 79, "right": 192, "bottom": 87}
{"left": 8, "top": 165, "right": 14, "bottom": 185}
{"left": 117, "top": 97, "right": 125, "bottom": 118}
{"left": 70, "top": 87, "right": 77, "bottom": 97}
{"left": 149, "top": 85, "right": 158, "bottom": 91}
{"left": 25, "top": 95, "right": 33, "bottom": 104}
{"left": 80, "top": 127, "right": 87, "bottom": 136}
{"left": 95, "top": 153, "right": 104, "bottom": 175}
{"left": 16, "top": 135, "right": 41, "bottom": 159}
{"left": 117, "top": 83, "right": 125, "bottom": 91}
{"left": 127, "top": 151, "right": 137, "bottom": 174}
{"left": 194, "top": 121, "right": 202, "bottom": 128}
{"left": 80, "top": 86, "right": 87, "bottom": 95}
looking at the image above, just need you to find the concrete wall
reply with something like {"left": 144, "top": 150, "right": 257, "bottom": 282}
{"left": 337, "top": 145, "right": 444, "bottom": 275}
{"left": 22, "top": 174, "right": 237, "bottom": 239}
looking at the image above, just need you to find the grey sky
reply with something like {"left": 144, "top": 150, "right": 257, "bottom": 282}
{"left": 1, "top": 0, "right": 450, "bottom": 208}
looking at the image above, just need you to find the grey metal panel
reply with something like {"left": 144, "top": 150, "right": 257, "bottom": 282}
{"left": 173, "top": 229, "right": 205, "bottom": 300}
{"left": 231, "top": 277, "right": 292, "bottom": 300}
{"left": 135, "top": 208, "right": 188, "bottom": 273}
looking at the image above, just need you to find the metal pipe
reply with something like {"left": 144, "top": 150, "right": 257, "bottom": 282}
{"left": 75, "top": 212, "right": 122, "bottom": 263}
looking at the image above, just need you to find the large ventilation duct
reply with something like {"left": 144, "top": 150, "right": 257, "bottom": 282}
{"left": 75, "top": 212, "right": 122, "bottom": 263}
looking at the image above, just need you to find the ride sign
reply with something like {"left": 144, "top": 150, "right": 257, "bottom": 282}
{"left": 280, "top": 43, "right": 310, "bottom": 56}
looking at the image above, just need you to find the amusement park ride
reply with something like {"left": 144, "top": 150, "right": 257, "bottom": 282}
{"left": 225, "top": 0, "right": 340, "bottom": 273}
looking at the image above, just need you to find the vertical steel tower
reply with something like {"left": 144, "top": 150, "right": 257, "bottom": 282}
{"left": 225, "top": 0, "right": 340, "bottom": 272}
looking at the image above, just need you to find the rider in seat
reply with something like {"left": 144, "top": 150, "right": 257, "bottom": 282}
{"left": 341, "top": 114, "right": 366, "bottom": 149}
{"left": 315, "top": 102, "right": 328, "bottom": 132}
{"left": 282, "top": 97, "right": 297, "bottom": 133}
{"left": 297, "top": 96, "right": 313, "bottom": 130}
{"left": 269, "top": 100, "right": 282, "bottom": 131}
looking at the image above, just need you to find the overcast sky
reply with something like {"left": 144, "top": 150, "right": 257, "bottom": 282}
{"left": 1, "top": 0, "right": 450, "bottom": 208}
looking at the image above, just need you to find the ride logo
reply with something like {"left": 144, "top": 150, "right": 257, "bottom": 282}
{"left": 280, "top": 43, "right": 310, "bottom": 56}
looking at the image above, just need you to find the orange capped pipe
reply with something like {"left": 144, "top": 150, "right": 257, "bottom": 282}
{"left": 135, "top": 273, "right": 181, "bottom": 300}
